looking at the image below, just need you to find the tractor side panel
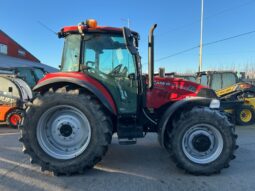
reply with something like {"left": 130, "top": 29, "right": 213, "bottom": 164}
{"left": 146, "top": 77, "right": 204, "bottom": 109}
{"left": 35, "top": 72, "right": 117, "bottom": 114}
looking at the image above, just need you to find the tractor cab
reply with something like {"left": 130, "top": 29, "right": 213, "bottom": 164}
{"left": 60, "top": 24, "right": 140, "bottom": 114}
{"left": 196, "top": 71, "right": 255, "bottom": 98}
{"left": 196, "top": 71, "right": 239, "bottom": 90}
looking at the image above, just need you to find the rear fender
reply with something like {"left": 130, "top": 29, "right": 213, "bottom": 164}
{"left": 158, "top": 97, "right": 217, "bottom": 147}
{"left": 33, "top": 77, "right": 117, "bottom": 115}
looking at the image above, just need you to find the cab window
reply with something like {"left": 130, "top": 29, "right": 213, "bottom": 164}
{"left": 200, "top": 75, "right": 208, "bottom": 86}
{"left": 222, "top": 73, "right": 237, "bottom": 88}
{"left": 211, "top": 73, "right": 222, "bottom": 90}
{"left": 16, "top": 68, "right": 36, "bottom": 87}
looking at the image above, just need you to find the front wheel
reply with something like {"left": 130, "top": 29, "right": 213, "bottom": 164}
{"left": 168, "top": 107, "right": 237, "bottom": 175}
{"left": 20, "top": 87, "right": 112, "bottom": 175}
{"left": 236, "top": 105, "right": 255, "bottom": 126}
{"left": 6, "top": 109, "right": 23, "bottom": 128}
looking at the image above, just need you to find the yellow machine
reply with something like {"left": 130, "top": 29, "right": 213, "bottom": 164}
{"left": 197, "top": 71, "right": 255, "bottom": 125}
{"left": 216, "top": 82, "right": 253, "bottom": 97}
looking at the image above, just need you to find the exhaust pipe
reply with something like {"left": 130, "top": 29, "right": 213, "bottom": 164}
{"left": 159, "top": 67, "right": 165, "bottom": 78}
{"left": 148, "top": 24, "right": 157, "bottom": 89}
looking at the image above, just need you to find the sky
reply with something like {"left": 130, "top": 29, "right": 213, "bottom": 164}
{"left": 0, "top": 0, "right": 255, "bottom": 73}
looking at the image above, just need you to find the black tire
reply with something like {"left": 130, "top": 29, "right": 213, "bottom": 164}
{"left": 20, "top": 86, "right": 112, "bottom": 175}
{"left": 6, "top": 109, "right": 24, "bottom": 128}
{"left": 168, "top": 107, "right": 237, "bottom": 175}
{"left": 235, "top": 105, "right": 255, "bottom": 126}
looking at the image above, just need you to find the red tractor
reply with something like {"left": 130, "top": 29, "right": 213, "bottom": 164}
{"left": 20, "top": 20, "right": 237, "bottom": 175}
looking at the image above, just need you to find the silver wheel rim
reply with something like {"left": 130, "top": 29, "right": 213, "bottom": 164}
{"left": 182, "top": 124, "right": 223, "bottom": 164}
{"left": 37, "top": 105, "right": 91, "bottom": 160}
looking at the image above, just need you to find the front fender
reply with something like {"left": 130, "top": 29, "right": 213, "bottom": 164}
{"left": 34, "top": 73, "right": 117, "bottom": 115}
{"left": 158, "top": 97, "right": 217, "bottom": 147}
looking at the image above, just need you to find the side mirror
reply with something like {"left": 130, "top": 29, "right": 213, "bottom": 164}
{"left": 123, "top": 27, "right": 138, "bottom": 55}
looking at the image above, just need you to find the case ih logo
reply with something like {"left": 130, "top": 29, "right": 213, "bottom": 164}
{"left": 154, "top": 81, "right": 196, "bottom": 93}
{"left": 154, "top": 81, "right": 172, "bottom": 86}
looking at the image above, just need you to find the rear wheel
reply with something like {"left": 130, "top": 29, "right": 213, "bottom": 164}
{"left": 236, "top": 105, "right": 254, "bottom": 126}
{"left": 168, "top": 107, "right": 237, "bottom": 175}
{"left": 20, "top": 87, "right": 112, "bottom": 175}
{"left": 6, "top": 109, "right": 23, "bottom": 128}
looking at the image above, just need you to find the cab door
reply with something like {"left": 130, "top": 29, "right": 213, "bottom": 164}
{"left": 82, "top": 34, "right": 138, "bottom": 114}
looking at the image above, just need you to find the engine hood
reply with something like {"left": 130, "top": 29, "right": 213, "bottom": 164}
{"left": 146, "top": 76, "right": 217, "bottom": 109}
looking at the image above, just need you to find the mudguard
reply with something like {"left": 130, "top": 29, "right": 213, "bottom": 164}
{"left": 158, "top": 97, "right": 217, "bottom": 147}
{"left": 33, "top": 73, "right": 117, "bottom": 115}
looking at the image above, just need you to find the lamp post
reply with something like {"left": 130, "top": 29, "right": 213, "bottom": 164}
{"left": 198, "top": 0, "right": 204, "bottom": 72}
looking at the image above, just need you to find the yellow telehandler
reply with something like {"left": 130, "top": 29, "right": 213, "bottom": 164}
{"left": 196, "top": 71, "right": 255, "bottom": 125}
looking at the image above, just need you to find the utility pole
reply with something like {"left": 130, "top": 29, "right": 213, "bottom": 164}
{"left": 198, "top": 0, "right": 204, "bottom": 72}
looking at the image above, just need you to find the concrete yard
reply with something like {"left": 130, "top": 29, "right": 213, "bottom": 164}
{"left": 0, "top": 125, "right": 255, "bottom": 191}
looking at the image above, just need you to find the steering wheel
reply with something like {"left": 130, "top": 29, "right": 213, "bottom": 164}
{"left": 108, "top": 64, "right": 123, "bottom": 76}
{"left": 82, "top": 61, "right": 107, "bottom": 77}
{"left": 86, "top": 66, "right": 109, "bottom": 78}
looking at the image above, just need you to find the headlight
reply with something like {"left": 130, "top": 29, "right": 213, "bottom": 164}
{"left": 210, "top": 99, "right": 220, "bottom": 109}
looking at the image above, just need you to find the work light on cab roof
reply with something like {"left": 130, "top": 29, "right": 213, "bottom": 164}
{"left": 58, "top": 19, "right": 125, "bottom": 38}
{"left": 85, "top": 19, "right": 97, "bottom": 28}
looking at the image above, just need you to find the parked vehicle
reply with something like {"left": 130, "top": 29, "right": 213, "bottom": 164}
{"left": 0, "top": 75, "right": 32, "bottom": 128}
{"left": 20, "top": 19, "right": 237, "bottom": 176}
{"left": 0, "top": 66, "right": 46, "bottom": 88}
{"left": 196, "top": 71, "right": 255, "bottom": 125}
{"left": 0, "top": 66, "right": 47, "bottom": 127}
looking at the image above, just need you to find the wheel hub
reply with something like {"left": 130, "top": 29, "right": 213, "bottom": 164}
{"left": 240, "top": 109, "right": 252, "bottom": 122}
{"left": 192, "top": 134, "right": 211, "bottom": 152}
{"left": 60, "top": 124, "right": 73, "bottom": 137}
{"left": 37, "top": 105, "right": 91, "bottom": 160}
{"left": 9, "top": 113, "right": 22, "bottom": 126}
{"left": 182, "top": 124, "right": 223, "bottom": 164}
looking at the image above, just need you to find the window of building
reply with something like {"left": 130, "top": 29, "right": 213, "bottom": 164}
{"left": 0, "top": 43, "right": 8, "bottom": 54}
{"left": 18, "top": 49, "right": 26, "bottom": 57}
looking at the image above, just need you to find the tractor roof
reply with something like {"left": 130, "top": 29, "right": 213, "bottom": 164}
{"left": 58, "top": 19, "right": 138, "bottom": 38}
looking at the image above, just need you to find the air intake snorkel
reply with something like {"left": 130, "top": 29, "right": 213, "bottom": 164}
{"left": 148, "top": 24, "right": 157, "bottom": 89}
